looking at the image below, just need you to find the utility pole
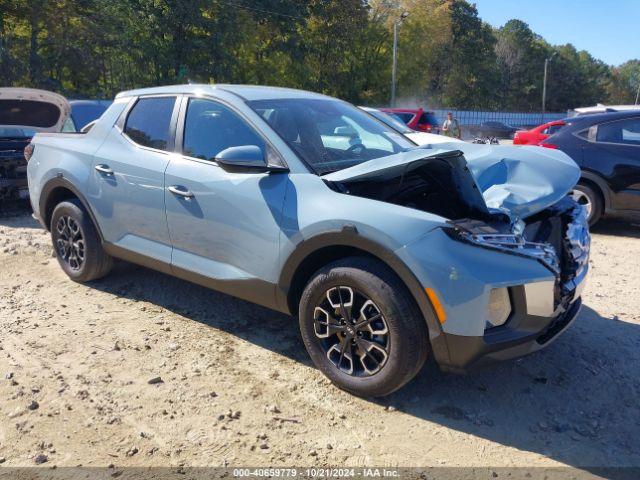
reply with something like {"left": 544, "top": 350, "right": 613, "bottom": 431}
{"left": 390, "top": 12, "right": 409, "bottom": 107}
{"left": 391, "top": 22, "right": 398, "bottom": 108}
{"left": 542, "top": 58, "right": 548, "bottom": 123}
{"left": 635, "top": 78, "right": 640, "bottom": 105}
{"left": 542, "top": 53, "right": 557, "bottom": 122}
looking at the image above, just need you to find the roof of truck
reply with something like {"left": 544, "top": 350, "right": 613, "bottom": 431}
{"left": 115, "top": 84, "right": 334, "bottom": 102}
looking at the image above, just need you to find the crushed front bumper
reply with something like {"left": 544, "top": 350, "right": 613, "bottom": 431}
{"left": 397, "top": 197, "right": 590, "bottom": 372}
{"left": 439, "top": 295, "right": 582, "bottom": 373}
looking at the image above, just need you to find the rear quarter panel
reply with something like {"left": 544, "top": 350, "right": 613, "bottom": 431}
{"left": 27, "top": 100, "right": 128, "bottom": 220}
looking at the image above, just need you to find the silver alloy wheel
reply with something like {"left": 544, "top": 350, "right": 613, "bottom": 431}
{"left": 313, "top": 286, "right": 390, "bottom": 377}
{"left": 571, "top": 189, "right": 593, "bottom": 220}
{"left": 55, "top": 215, "right": 85, "bottom": 271}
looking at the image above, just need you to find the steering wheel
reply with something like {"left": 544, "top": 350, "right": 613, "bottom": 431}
{"left": 346, "top": 143, "right": 366, "bottom": 156}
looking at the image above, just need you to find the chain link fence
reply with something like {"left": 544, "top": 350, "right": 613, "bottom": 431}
{"left": 428, "top": 109, "right": 566, "bottom": 141}
{"left": 432, "top": 109, "right": 565, "bottom": 128}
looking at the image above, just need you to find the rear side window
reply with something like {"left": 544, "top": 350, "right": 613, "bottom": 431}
{"left": 124, "top": 97, "right": 176, "bottom": 151}
{"left": 62, "top": 117, "right": 76, "bottom": 132}
{"left": 596, "top": 117, "right": 640, "bottom": 145}
{"left": 182, "top": 98, "right": 265, "bottom": 161}
{"left": 394, "top": 112, "right": 414, "bottom": 124}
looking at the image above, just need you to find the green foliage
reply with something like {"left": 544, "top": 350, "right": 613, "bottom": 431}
{"left": 0, "top": 0, "right": 637, "bottom": 110}
{"left": 607, "top": 60, "right": 640, "bottom": 104}
{"left": 441, "top": 0, "right": 498, "bottom": 109}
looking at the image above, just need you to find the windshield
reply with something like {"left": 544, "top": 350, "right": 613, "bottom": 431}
{"left": 248, "top": 98, "right": 414, "bottom": 175}
{"left": 365, "top": 109, "right": 413, "bottom": 134}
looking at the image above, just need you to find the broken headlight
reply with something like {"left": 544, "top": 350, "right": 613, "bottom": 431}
{"left": 445, "top": 218, "right": 560, "bottom": 275}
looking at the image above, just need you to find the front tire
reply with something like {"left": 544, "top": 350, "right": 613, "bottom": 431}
{"left": 299, "top": 257, "right": 429, "bottom": 397}
{"left": 51, "top": 199, "right": 113, "bottom": 282}
{"left": 572, "top": 183, "right": 602, "bottom": 226}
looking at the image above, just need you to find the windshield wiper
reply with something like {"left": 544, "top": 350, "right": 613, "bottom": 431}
{"left": 320, "top": 169, "right": 340, "bottom": 176}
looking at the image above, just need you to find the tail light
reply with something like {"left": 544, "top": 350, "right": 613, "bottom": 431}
{"left": 418, "top": 124, "right": 432, "bottom": 132}
{"left": 24, "top": 143, "right": 35, "bottom": 161}
{"left": 538, "top": 142, "right": 557, "bottom": 149}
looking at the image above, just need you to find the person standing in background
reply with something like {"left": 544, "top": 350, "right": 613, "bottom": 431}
{"left": 442, "top": 112, "right": 461, "bottom": 139}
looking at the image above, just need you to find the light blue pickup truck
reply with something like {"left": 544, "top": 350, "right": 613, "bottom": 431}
{"left": 26, "top": 84, "right": 589, "bottom": 396}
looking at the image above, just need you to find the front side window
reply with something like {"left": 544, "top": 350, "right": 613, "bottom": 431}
{"left": 596, "top": 117, "right": 640, "bottom": 145}
{"left": 124, "top": 96, "right": 176, "bottom": 151}
{"left": 249, "top": 98, "right": 414, "bottom": 174}
{"left": 182, "top": 98, "right": 265, "bottom": 161}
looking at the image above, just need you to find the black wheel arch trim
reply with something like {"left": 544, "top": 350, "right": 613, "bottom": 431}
{"left": 277, "top": 228, "right": 452, "bottom": 365}
{"left": 39, "top": 176, "right": 105, "bottom": 242}
{"left": 579, "top": 171, "right": 610, "bottom": 211}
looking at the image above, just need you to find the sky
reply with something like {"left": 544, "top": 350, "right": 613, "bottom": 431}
{"left": 474, "top": 0, "right": 639, "bottom": 66}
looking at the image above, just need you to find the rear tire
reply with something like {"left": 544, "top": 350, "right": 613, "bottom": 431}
{"left": 50, "top": 199, "right": 113, "bottom": 282}
{"left": 572, "top": 183, "right": 602, "bottom": 226}
{"left": 299, "top": 257, "right": 430, "bottom": 397}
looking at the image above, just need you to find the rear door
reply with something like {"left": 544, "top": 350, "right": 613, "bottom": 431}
{"left": 164, "top": 96, "right": 288, "bottom": 300}
{"left": 89, "top": 95, "right": 178, "bottom": 265}
{"left": 582, "top": 116, "right": 640, "bottom": 211}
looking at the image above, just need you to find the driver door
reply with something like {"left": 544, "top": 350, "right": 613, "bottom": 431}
{"left": 164, "top": 96, "right": 289, "bottom": 303}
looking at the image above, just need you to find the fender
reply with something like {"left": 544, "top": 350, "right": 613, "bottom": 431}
{"left": 580, "top": 170, "right": 611, "bottom": 211}
{"left": 276, "top": 227, "right": 452, "bottom": 365}
{"left": 38, "top": 176, "right": 105, "bottom": 241}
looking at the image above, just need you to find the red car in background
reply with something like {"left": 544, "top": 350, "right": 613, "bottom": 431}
{"left": 380, "top": 108, "right": 440, "bottom": 134}
{"left": 513, "top": 120, "right": 566, "bottom": 145}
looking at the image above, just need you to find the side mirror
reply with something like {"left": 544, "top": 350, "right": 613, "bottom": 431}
{"left": 215, "top": 145, "right": 269, "bottom": 173}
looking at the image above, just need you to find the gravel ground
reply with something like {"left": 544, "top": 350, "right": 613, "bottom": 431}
{"left": 1, "top": 200, "right": 639, "bottom": 470}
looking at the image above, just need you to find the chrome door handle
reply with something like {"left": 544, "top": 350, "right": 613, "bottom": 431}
{"left": 94, "top": 164, "right": 113, "bottom": 175}
{"left": 168, "top": 185, "right": 194, "bottom": 198}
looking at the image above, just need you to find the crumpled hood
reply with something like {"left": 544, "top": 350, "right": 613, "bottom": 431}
{"left": 0, "top": 87, "right": 71, "bottom": 134}
{"left": 323, "top": 142, "right": 580, "bottom": 219}
{"left": 455, "top": 142, "right": 580, "bottom": 218}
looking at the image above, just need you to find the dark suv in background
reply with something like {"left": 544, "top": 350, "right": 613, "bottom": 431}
{"left": 540, "top": 110, "right": 640, "bottom": 225}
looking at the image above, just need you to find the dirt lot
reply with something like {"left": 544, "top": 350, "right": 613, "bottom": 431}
{"left": 1, "top": 201, "right": 639, "bottom": 470}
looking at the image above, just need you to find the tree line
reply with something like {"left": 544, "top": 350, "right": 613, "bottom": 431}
{"left": 1, "top": 0, "right": 638, "bottom": 112}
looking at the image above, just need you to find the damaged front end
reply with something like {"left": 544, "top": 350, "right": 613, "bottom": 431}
{"left": 448, "top": 197, "right": 590, "bottom": 314}
{"left": 324, "top": 144, "right": 589, "bottom": 315}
